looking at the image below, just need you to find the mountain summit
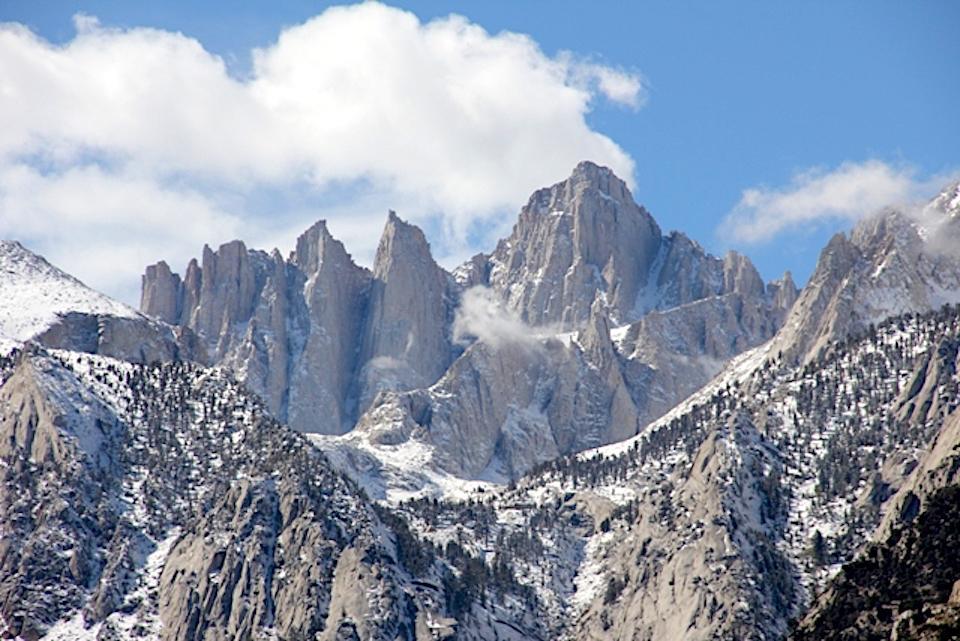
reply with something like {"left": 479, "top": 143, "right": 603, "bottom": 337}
{"left": 141, "top": 163, "right": 794, "bottom": 451}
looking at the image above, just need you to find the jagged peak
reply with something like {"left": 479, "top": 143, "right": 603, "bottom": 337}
{"left": 292, "top": 218, "right": 359, "bottom": 275}
{"left": 381, "top": 209, "right": 425, "bottom": 238}
{"left": 722, "top": 250, "right": 765, "bottom": 297}
{"left": 373, "top": 210, "right": 436, "bottom": 278}
{"left": 769, "top": 270, "right": 798, "bottom": 294}
{"left": 929, "top": 179, "right": 960, "bottom": 214}
{"left": 143, "top": 259, "right": 176, "bottom": 278}
{"left": 565, "top": 160, "right": 634, "bottom": 204}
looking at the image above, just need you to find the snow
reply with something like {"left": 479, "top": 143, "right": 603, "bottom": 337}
{"left": 569, "top": 531, "right": 614, "bottom": 613}
{"left": 310, "top": 431, "right": 497, "bottom": 504}
{"left": 0, "top": 240, "right": 138, "bottom": 342}
{"left": 39, "top": 611, "right": 102, "bottom": 641}
{"left": 0, "top": 334, "right": 18, "bottom": 354}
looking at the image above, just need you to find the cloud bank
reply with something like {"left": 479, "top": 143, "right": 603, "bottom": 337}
{"left": 721, "top": 160, "right": 941, "bottom": 244}
{"left": 0, "top": 3, "right": 643, "bottom": 302}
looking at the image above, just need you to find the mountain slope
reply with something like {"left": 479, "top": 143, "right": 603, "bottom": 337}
{"left": 790, "top": 484, "right": 960, "bottom": 641}
{"left": 0, "top": 346, "right": 552, "bottom": 641}
{"left": 773, "top": 186, "right": 960, "bottom": 365}
{"left": 0, "top": 241, "right": 197, "bottom": 363}
{"left": 368, "top": 303, "right": 960, "bottom": 640}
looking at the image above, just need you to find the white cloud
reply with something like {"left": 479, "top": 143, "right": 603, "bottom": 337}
{"left": 453, "top": 286, "right": 542, "bottom": 349}
{"left": 0, "top": 3, "right": 643, "bottom": 303}
{"left": 570, "top": 62, "right": 647, "bottom": 109}
{"left": 0, "top": 163, "right": 244, "bottom": 304}
{"left": 721, "top": 160, "right": 941, "bottom": 244}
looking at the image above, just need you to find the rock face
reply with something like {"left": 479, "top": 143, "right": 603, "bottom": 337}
{"left": 142, "top": 163, "right": 794, "bottom": 455}
{"left": 141, "top": 215, "right": 455, "bottom": 435}
{"left": 464, "top": 162, "right": 787, "bottom": 329}
{"left": 772, "top": 187, "right": 960, "bottom": 364}
{"left": 356, "top": 212, "right": 456, "bottom": 411}
{"left": 340, "top": 297, "right": 642, "bottom": 482}
{"left": 481, "top": 161, "right": 662, "bottom": 327}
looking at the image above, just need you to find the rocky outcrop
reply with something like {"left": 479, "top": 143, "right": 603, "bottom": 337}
{"left": 791, "top": 484, "right": 960, "bottom": 641}
{"left": 0, "top": 355, "right": 124, "bottom": 640}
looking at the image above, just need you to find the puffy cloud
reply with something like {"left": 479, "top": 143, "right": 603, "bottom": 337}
{"left": 0, "top": 4, "right": 643, "bottom": 303}
{"left": 0, "top": 163, "right": 243, "bottom": 304}
{"left": 721, "top": 160, "right": 932, "bottom": 244}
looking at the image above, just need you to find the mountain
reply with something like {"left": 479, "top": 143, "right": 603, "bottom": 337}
{"left": 5, "top": 165, "right": 960, "bottom": 641}
{"left": 0, "top": 347, "right": 545, "bottom": 641}
{"left": 0, "top": 241, "right": 200, "bottom": 363}
{"left": 460, "top": 161, "right": 790, "bottom": 328}
{"left": 378, "top": 303, "right": 960, "bottom": 640}
{"left": 141, "top": 214, "right": 457, "bottom": 436}
{"left": 142, "top": 162, "right": 795, "bottom": 483}
{"left": 772, "top": 182, "right": 960, "bottom": 364}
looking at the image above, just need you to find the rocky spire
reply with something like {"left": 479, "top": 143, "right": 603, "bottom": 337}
{"left": 287, "top": 219, "right": 372, "bottom": 434}
{"left": 140, "top": 260, "right": 182, "bottom": 325}
{"left": 356, "top": 211, "right": 454, "bottom": 412}
{"left": 723, "top": 251, "right": 765, "bottom": 298}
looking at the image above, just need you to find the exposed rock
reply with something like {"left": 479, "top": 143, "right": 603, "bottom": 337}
{"left": 483, "top": 160, "right": 662, "bottom": 327}
{"left": 0, "top": 350, "right": 469, "bottom": 641}
{"left": 287, "top": 221, "right": 371, "bottom": 434}
{"left": 356, "top": 212, "right": 456, "bottom": 411}
{"left": 140, "top": 261, "right": 181, "bottom": 325}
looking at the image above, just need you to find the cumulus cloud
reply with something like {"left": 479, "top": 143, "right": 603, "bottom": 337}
{"left": 721, "top": 160, "right": 936, "bottom": 244}
{"left": 0, "top": 4, "right": 643, "bottom": 303}
{"left": 0, "top": 163, "right": 244, "bottom": 304}
{"left": 453, "top": 286, "right": 542, "bottom": 349}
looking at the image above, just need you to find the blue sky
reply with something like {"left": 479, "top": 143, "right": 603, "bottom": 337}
{"left": 2, "top": 1, "right": 958, "bottom": 302}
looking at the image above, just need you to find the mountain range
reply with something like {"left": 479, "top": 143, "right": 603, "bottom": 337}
{"left": 2, "top": 163, "right": 959, "bottom": 640}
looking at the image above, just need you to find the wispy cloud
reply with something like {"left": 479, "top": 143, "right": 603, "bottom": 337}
{"left": 720, "top": 160, "right": 944, "bottom": 244}
{"left": 453, "top": 286, "right": 543, "bottom": 349}
{"left": 0, "top": 4, "right": 645, "bottom": 302}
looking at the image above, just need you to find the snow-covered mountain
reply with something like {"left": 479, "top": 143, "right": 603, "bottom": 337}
{"left": 772, "top": 183, "right": 960, "bottom": 365}
{"left": 0, "top": 241, "right": 201, "bottom": 363}
{"left": 0, "top": 347, "right": 545, "bottom": 641}
{"left": 3, "top": 166, "right": 960, "bottom": 641}
{"left": 379, "top": 304, "right": 960, "bottom": 640}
